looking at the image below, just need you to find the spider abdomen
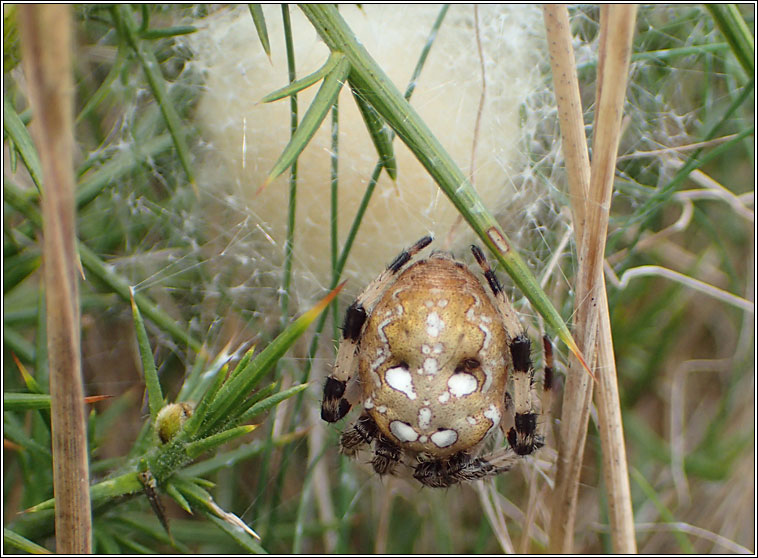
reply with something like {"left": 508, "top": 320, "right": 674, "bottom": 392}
{"left": 358, "top": 255, "right": 510, "bottom": 458}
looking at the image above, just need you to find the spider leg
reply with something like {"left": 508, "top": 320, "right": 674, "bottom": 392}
{"left": 340, "top": 413, "right": 378, "bottom": 456}
{"left": 321, "top": 236, "right": 433, "bottom": 423}
{"left": 340, "top": 414, "right": 402, "bottom": 475}
{"left": 413, "top": 451, "right": 516, "bottom": 488}
{"left": 470, "top": 245, "right": 544, "bottom": 456}
{"left": 371, "top": 433, "right": 402, "bottom": 475}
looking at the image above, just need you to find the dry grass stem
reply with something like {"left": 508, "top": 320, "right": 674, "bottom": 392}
{"left": 615, "top": 265, "right": 754, "bottom": 313}
{"left": 615, "top": 133, "right": 739, "bottom": 161}
{"left": 18, "top": 5, "right": 92, "bottom": 553}
{"left": 476, "top": 481, "right": 514, "bottom": 553}
{"left": 544, "top": 4, "right": 637, "bottom": 553}
{"left": 542, "top": 5, "right": 591, "bottom": 236}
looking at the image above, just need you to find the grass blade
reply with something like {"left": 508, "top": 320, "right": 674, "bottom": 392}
{"left": 140, "top": 24, "right": 196, "bottom": 40}
{"left": 349, "top": 81, "right": 397, "bottom": 180}
{"left": 76, "top": 134, "right": 174, "bottom": 209}
{"left": 201, "top": 282, "right": 345, "bottom": 432}
{"left": 4, "top": 393, "right": 111, "bottom": 411}
{"left": 111, "top": 5, "right": 195, "bottom": 187}
{"left": 706, "top": 4, "right": 754, "bottom": 76}
{"left": 261, "top": 53, "right": 350, "bottom": 189}
{"left": 4, "top": 393, "right": 56, "bottom": 411}
{"left": 185, "top": 425, "right": 258, "bottom": 459}
{"left": 236, "top": 383, "right": 308, "bottom": 424}
{"left": 26, "top": 472, "right": 143, "bottom": 514}
{"left": 4, "top": 528, "right": 53, "bottom": 554}
{"left": 260, "top": 50, "right": 342, "bottom": 103}
{"left": 248, "top": 4, "right": 271, "bottom": 58}
{"left": 3, "top": 96, "right": 43, "bottom": 191}
{"left": 130, "top": 287, "right": 164, "bottom": 420}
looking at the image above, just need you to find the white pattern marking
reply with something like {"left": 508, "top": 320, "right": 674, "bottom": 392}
{"left": 447, "top": 372, "right": 478, "bottom": 397}
{"left": 484, "top": 404, "right": 502, "bottom": 428}
{"left": 390, "top": 420, "right": 419, "bottom": 443}
{"left": 418, "top": 407, "right": 432, "bottom": 429}
{"left": 422, "top": 358, "right": 438, "bottom": 375}
{"left": 425, "top": 312, "right": 444, "bottom": 338}
{"left": 385, "top": 366, "right": 417, "bottom": 400}
{"left": 431, "top": 429, "right": 458, "bottom": 448}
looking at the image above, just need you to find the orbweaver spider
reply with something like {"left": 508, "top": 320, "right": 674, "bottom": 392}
{"left": 321, "top": 236, "right": 553, "bottom": 488}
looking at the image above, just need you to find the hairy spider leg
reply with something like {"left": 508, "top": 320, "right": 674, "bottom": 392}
{"left": 470, "top": 245, "right": 547, "bottom": 455}
{"left": 321, "top": 235, "right": 434, "bottom": 424}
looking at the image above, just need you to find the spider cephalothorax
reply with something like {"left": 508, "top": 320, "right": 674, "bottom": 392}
{"left": 322, "top": 236, "right": 552, "bottom": 488}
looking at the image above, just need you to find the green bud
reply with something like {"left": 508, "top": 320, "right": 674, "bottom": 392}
{"left": 155, "top": 402, "right": 194, "bottom": 443}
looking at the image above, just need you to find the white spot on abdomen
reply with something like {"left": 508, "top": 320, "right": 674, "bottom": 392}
{"left": 418, "top": 407, "right": 432, "bottom": 429}
{"left": 390, "top": 420, "right": 419, "bottom": 442}
{"left": 385, "top": 366, "right": 417, "bottom": 400}
{"left": 481, "top": 364, "right": 493, "bottom": 393}
{"left": 431, "top": 429, "right": 458, "bottom": 448}
{"left": 426, "top": 312, "right": 444, "bottom": 338}
{"left": 479, "top": 322, "right": 492, "bottom": 350}
{"left": 422, "top": 358, "right": 438, "bottom": 375}
{"left": 447, "top": 372, "right": 478, "bottom": 397}
{"left": 438, "top": 391, "right": 450, "bottom": 404}
{"left": 484, "top": 404, "right": 502, "bottom": 428}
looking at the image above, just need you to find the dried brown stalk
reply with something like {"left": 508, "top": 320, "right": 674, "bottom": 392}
{"left": 543, "top": 4, "right": 637, "bottom": 553}
{"left": 19, "top": 5, "right": 92, "bottom": 553}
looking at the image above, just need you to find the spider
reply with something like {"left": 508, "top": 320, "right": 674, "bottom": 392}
{"left": 321, "top": 236, "right": 553, "bottom": 488}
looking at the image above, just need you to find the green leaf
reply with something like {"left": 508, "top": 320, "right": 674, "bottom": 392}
{"left": 26, "top": 472, "right": 143, "bottom": 513}
{"left": 140, "top": 25, "right": 197, "bottom": 40}
{"left": 185, "top": 425, "right": 257, "bottom": 458}
{"left": 260, "top": 50, "right": 343, "bottom": 103}
{"left": 4, "top": 393, "right": 54, "bottom": 411}
{"left": 3, "top": 325, "right": 35, "bottom": 364}
{"left": 180, "top": 361, "right": 229, "bottom": 439}
{"left": 111, "top": 5, "right": 195, "bottom": 187}
{"left": 229, "top": 347, "right": 256, "bottom": 381}
{"left": 205, "top": 513, "right": 266, "bottom": 554}
{"left": 248, "top": 4, "right": 271, "bottom": 57}
{"left": 236, "top": 383, "right": 308, "bottom": 424}
{"left": 165, "top": 482, "right": 193, "bottom": 515}
{"left": 350, "top": 81, "right": 397, "bottom": 180}
{"left": 130, "top": 288, "right": 163, "bottom": 421}
{"left": 181, "top": 441, "right": 264, "bottom": 478}
{"left": 200, "top": 282, "right": 344, "bottom": 433}
{"left": 262, "top": 53, "right": 350, "bottom": 188}
{"left": 3, "top": 249, "right": 41, "bottom": 294}
{"left": 75, "top": 46, "right": 127, "bottom": 125}
{"left": 706, "top": 4, "right": 754, "bottom": 76}
{"left": 76, "top": 134, "right": 174, "bottom": 209}
{"left": 3, "top": 97, "right": 43, "bottom": 192}
{"left": 4, "top": 528, "right": 52, "bottom": 554}
{"left": 630, "top": 468, "right": 695, "bottom": 552}
{"left": 232, "top": 382, "right": 276, "bottom": 421}
{"left": 4, "top": 178, "right": 204, "bottom": 360}
{"left": 170, "top": 477, "right": 263, "bottom": 551}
